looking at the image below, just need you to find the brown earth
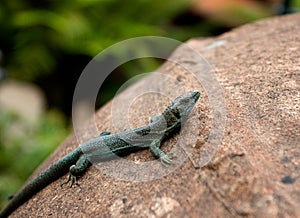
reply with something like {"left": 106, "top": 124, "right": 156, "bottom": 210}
{"left": 11, "top": 13, "right": 299, "bottom": 217}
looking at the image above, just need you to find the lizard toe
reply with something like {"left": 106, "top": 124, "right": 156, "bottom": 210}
{"left": 60, "top": 174, "right": 79, "bottom": 188}
{"left": 160, "top": 154, "right": 173, "bottom": 165}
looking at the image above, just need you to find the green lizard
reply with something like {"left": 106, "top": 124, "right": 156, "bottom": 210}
{"left": 0, "top": 90, "right": 200, "bottom": 217}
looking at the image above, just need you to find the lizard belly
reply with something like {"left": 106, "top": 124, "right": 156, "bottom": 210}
{"left": 80, "top": 135, "right": 146, "bottom": 162}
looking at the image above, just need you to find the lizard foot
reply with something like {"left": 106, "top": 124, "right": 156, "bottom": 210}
{"left": 61, "top": 174, "right": 80, "bottom": 188}
{"left": 160, "top": 154, "right": 173, "bottom": 166}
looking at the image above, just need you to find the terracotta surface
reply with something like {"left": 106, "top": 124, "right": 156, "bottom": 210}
{"left": 11, "top": 14, "right": 299, "bottom": 217}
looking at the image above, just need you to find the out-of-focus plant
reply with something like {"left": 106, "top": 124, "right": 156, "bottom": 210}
{"left": 0, "top": 0, "right": 193, "bottom": 81}
{"left": 0, "top": 108, "right": 69, "bottom": 209}
{"left": 1, "top": 0, "right": 297, "bottom": 83}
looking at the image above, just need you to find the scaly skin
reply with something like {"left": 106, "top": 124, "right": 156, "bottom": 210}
{"left": 0, "top": 91, "right": 200, "bottom": 217}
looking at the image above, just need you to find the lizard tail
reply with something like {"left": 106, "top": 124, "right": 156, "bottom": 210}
{"left": 0, "top": 148, "right": 82, "bottom": 218}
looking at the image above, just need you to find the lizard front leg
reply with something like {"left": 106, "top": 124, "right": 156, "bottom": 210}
{"left": 99, "top": 129, "right": 111, "bottom": 136}
{"left": 149, "top": 139, "right": 173, "bottom": 165}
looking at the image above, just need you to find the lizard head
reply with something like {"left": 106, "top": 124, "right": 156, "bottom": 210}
{"left": 164, "top": 90, "right": 200, "bottom": 123}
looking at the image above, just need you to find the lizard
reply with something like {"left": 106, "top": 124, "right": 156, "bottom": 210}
{"left": 0, "top": 90, "right": 200, "bottom": 217}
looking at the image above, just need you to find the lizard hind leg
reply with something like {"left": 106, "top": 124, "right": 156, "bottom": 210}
{"left": 61, "top": 155, "right": 90, "bottom": 187}
{"left": 149, "top": 139, "right": 173, "bottom": 165}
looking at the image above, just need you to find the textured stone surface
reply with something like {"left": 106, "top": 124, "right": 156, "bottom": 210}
{"left": 11, "top": 14, "right": 299, "bottom": 217}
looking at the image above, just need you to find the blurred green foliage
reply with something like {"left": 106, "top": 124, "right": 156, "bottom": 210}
{"left": 0, "top": 0, "right": 298, "bottom": 83}
{"left": 0, "top": 108, "right": 69, "bottom": 209}
{"left": 0, "top": 0, "right": 194, "bottom": 81}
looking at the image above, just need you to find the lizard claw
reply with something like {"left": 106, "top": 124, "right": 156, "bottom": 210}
{"left": 160, "top": 154, "right": 173, "bottom": 165}
{"left": 61, "top": 174, "right": 79, "bottom": 188}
